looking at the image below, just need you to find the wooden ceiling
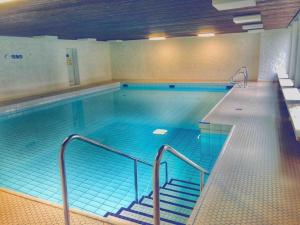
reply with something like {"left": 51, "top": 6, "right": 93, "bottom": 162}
{"left": 0, "top": 0, "right": 299, "bottom": 40}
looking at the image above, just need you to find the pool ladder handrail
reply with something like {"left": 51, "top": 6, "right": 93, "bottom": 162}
{"left": 152, "top": 144, "right": 209, "bottom": 225}
{"left": 229, "top": 66, "right": 248, "bottom": 88}
{"left": 59, "top": 134, "right": 168, "bottom": 225}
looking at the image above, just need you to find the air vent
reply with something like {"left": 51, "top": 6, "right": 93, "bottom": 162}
{"left": 242, "top": 24, "right": 264, "bottom": 30}
{"left": 247, "top": 29, "right": 264, "bottom": 33}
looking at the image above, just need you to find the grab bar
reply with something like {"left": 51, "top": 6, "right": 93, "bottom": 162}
{"left": 152, "top": 144, "right": 209, "bottom": 225}
{"left": 229, "top": 66, "right": 248, "bottom": 88}
{"left": 59, "top": 134, "right": 168, "bottom": 225}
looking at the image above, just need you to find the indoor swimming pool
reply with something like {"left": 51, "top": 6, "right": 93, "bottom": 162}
{"left": 0, "top": 83, "right": 230, "bottom": 219}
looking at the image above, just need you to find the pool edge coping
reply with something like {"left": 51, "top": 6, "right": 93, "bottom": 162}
{"left": 187, "top": 125, "right": 236, "bottom": 225}
{"left": 187, "top": 85, "right": 238, "bottom": 225}
{"left": 0, "top": 82, "right": 121, "bottom": 116}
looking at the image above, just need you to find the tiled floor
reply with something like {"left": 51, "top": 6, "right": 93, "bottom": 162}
{"left": 0, "top": 188, "right": 117, "bottom": 225}
{"left": 0, "top": 80, "right": 116, "bottom": 107}
{"left": 189, "top": 82, "right": 300, "bottom": 225}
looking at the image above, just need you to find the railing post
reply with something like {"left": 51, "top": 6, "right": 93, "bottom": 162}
{"left": 153, "top": 146, "right": 166, "bottom": 225}
{"left": 59, "top": 134, "right": 154, "bottom": 225}
{"left": 60, "top": 136, "right": 73, "bottom": 225}
{"left": 134, "top": 159, "right": 139, "bottom": 202}
{"left": 164, "top": 162, "right": 168, "bottom": 185}
{"left": 200, "top": 171, "right": 205, "bottom": 192}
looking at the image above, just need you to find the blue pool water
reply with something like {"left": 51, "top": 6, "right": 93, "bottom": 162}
{"left": 0, "top": 84, "right": 229, "bottom": 216}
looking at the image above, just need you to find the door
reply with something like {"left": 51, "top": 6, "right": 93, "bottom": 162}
{"left": 66, "top": 48, "right": 80, "bottom": 86}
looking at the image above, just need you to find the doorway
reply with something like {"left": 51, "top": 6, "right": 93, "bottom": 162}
{"left": 66, "top": 48, "right": 80, "bottom": 86}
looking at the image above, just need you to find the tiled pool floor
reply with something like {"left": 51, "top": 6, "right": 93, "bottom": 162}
{"left": 0, "top": 85, "right": 228, "bottom": 217}
{"left": 0, "top": 121, "right": 226, "bottom": 216}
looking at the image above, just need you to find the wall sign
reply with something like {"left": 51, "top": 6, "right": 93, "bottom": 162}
{"left": 4, "top": 53, "right": 24, "bottom": 62}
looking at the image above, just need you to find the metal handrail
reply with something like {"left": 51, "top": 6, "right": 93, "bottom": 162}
{"left": 229, "top": 66, "right": 248, "bottom": 88}
{"left": 152, "top": 144, "right": 209, "bottom": 225}
{"left": 59, "top": 134, "right": 168, "bottom": 225}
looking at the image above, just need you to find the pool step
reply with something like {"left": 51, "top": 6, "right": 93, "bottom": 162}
{"left": 105, "top": 178, "right": 201, "bottom": 225}
{"left": 162, "top": 183, "right": 200, "bottom": 196}
{"left": 169, "top": 179, "right": 200, "bottom": 189}
{"left": 140, "top": 196, "right": 193, "bottom": 216}
{"left": 158, "top": 187, "right": 199, "bottom": 201}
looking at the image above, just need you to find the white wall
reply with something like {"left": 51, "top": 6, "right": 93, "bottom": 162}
{"left": 0, "top": 28, "right": 294, "bottom": 102}
{"left": 0, "top": 36, "right": 111, "bottom": 101}
{"left": 110, "top": 33, "right": 260, "bottom": 82}
{"left": 288, "top": 21, "right": 299, "bottom": 80}
{"left": 293, "top": 18, "right": 300, "bottom": 88}
{"left": 258, "top": 28, "right": 291, "bottom": 81}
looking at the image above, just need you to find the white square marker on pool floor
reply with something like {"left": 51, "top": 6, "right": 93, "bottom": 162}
{"left": 153, "top": 129, "right": 168, "bottom": 135}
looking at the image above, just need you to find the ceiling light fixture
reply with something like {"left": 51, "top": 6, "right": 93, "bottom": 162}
{"left": 0, "top": 0, "right": 13, "bottom": 3}
{"left": 242, "top": 24, "right": 263, "bottom": 30}
{"left": 212, "top": 0, "right": 256, "bottom": 11}
{"left": 247, "top": 29, "right": 264, "bottom": 33}
{"left": 77, "top": 38, "right": 97, "bottom": 41}
{"left": 233, "top": 14, "right": 261, "bottom": 24}
{"left": 149, "top": 36, "right": 166, "bottom": 41}
{"left": 197, "top": 33, "right": 216, "bottom": 37}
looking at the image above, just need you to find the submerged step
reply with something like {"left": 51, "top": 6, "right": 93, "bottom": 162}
{"left": 168, "top": 182, "right": 200, "bottom": 192}
{"left": 141, "top": 197, "right": 193, "bottom": 216}
{"left": 147, "top": 194, "right": 195, "bottom": 208}
{"left": 152, "top": 189, "right": 198, "bottom": 202}
{"left": 170, "top": 179, "right": 200, "bottom": 188}
{"left": 119, "top": 209, "right": 181, "bottom": 225}
{"left": 160, "top": 187, "right": 199, "bottom": 201}
{"left": 165, "top": 183, "right": 200, "bottom": 196}
{"left": 131, "top": 203, "right": 188, "bottom": 224}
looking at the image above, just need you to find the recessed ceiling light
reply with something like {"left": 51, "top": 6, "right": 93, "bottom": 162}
{"left": 212, "top": 0, "right": 256, "bottom": 11}
{"left": 77, "top": 38, "right": 97, "bottom": 41}
{"left": 33, "top": 35, "right": 58, "bottom": 40}
{"left": 247, "top": 29, "right": 264, "bottom": 33}
{"left": 149, "top": 36, "right": 166, "bottom": 41}
{"left": 242, "top": 24, "right": 264, "bottom": 30}
{"left": 197, "top": 33, "right": 215, "bottom": 37}
{"left": 233, "top": 14, "right": 261, "bottom": 24}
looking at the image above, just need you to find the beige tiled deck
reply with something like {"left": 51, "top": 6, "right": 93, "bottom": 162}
{"left": 0, "top": 80, "right": 115, "bottom": 107}
{"left": 0, "top": 188, "right": 118, "bottom": 225}
{"left": 189, "top": 82, "right": 300, "bottom": 225}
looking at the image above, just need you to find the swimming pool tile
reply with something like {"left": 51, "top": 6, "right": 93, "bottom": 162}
{"left": 0, "top": 86, "right": 228, "bottom": 217}
{"left": 73, "top": 201, "right": 87, "bottom": 209}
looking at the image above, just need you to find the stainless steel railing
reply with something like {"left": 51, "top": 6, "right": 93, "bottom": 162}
{"left": 152, "top": 144, "right": 209, "bottom": 225}
{"left": 59, "top": 134, "right": 168, "bottom": 225}
{"left": 229, "top": 66, "right": 248, "bottom": 88}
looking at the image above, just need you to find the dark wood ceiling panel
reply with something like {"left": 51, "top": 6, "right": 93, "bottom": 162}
{"left": 0, "top": 0, "right": 299, "bottom": 40}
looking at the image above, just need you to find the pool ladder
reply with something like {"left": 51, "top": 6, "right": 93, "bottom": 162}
{"left": 228, "top": 66, "right": 249, "bottom": 88}
{"left": 59, "top": 134, "right": 208, "bottom": 225}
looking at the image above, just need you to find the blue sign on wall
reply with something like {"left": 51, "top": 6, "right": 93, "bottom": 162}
{"left": 4, "top": 53, "right": 24, "bottom": 62}
{"left": 10, "top": 54, "right": 23, "bottom": 59}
